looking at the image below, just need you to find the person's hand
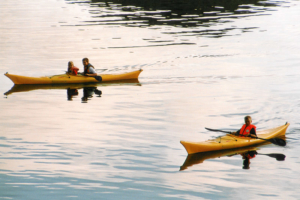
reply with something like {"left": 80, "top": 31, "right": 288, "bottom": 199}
{"left": 232, "top": 131, "right": 238, "bottom": 136}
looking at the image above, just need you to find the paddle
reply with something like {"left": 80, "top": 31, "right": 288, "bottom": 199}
{"left": 205, "top": 127, "right": 286, "bottom": 147}
{"left": 258, "top": 153, "right": 286, "bottom": 161}
{"left": 205, "top": 127, "right": 232, "bottom": 134}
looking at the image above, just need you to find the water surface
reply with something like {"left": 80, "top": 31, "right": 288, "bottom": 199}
{"left": 1, "top": 0, "right": 300, "bottom": 199}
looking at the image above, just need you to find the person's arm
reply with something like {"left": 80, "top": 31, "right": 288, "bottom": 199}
{"left": 232, "top": 130, "right": 240, "bottom": 136}
{"left": 86, "top": 73, "right": 97, "bottom": 77}
{"left": 85, "top": 67, "right": 97, "bottom": 77}
{"left": 249, "top": 128, "right": 257, "bottom": 137}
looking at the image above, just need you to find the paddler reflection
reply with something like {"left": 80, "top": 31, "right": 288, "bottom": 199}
{"left": 241, "top": 150, "right": 286, "bottom": 169}
{"left": 66, "top": 87, "right": 102, "bottom": 102}
{"left": 81, "top": 87, "right": 102, "bottom": 103}
{"left": 241, "top": 150, "right": 257, "bottom": 169}
{"left": 67, "top": 88, "right": 79, "bottom": 100}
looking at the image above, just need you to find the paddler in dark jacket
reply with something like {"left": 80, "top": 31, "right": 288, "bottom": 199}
{"left": 82, "top": 58, "right": 97, "bottom": 77}
{"left": 233, "top": 116, "right": 257, "bottom": 137}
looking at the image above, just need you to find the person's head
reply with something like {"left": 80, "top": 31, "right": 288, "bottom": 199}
{"left": 244, "top": 116, "right": 252, "bottom": 126}
{"left": 68, "top": 61, "right": 74, "bottom": 71}
{"left": 82, "top": 58, "right": 89, "bottom": 66}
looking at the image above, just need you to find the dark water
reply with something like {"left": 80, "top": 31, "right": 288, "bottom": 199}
{"left": 1, "top": 0, "right": 300, "bottom": 199}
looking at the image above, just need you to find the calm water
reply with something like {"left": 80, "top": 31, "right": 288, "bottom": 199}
{"left": 1, "top": 0, "right": 300, "bottom": 199}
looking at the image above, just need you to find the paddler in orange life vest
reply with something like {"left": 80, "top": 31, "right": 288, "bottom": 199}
{"left": 232, "top": 116, "right": 257, "bottom": 137}
{"left": 67, "top": 61, "right": 79, "bottom": 75}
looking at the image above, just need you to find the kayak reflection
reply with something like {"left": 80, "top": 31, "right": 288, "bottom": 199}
{"left": 180, "top": 141, "right": 286, "bottom": 171}
{"left": 4, "top": 79, "right": 141, "bottom": 96}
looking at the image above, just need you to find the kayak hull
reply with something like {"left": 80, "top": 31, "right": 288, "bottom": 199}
{"left": 181, "top": 123, "right": 289, "bottom": 154}
{"left": 4, "top": 69, "right": 142, "bottom": 85}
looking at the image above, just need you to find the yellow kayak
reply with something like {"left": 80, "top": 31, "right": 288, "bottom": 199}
{"left": 180, "top": 138, "right": 286, "bottom": 171}
{"left": 181, "top": 123, "right": 289, "bottom": 154}
{"left": 4, "top": 69, "right": 142, "bottom": 85}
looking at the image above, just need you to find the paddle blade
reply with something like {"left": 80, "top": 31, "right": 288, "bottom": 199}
{"left": 269, "top": 138, "right": 286, "bottom": 147}
{"left": 267, "top": 153, "right": 286, "bottom": 161}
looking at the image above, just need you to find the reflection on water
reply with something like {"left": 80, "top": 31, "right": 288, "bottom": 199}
{"left": 4, "top": 79, "right": 141, "bottom": 96}
{"left": 4, "top": 80, "right": 141, "bottom": 102}
{"left": 241, "top": 150, "right": 257, "bottom": 169}
{"left": 67, "top": 88, "right": 79, "bottom": 100}
{"left": 65, "top": 0, "right": 284, "bottom": 41}
{"left": 180, "top": 148, "right": 286, "bottom": 171}
{"left": 67, "top": 86, "right": 102, "bottom": 102}
{"left": 81, "top": 87, "right": 102, "bottom": 102}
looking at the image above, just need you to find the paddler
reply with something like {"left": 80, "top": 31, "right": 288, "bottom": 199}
{"left": 233, "top": 116, "right": 257, "bottom": 137}
{"left": 67, "top": 61, "right": 79, "bottom": 75}
{"left": 82, "top": 58, "right": 97, "bottom": 77}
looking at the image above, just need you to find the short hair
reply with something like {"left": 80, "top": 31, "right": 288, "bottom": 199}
{"left": 82, "top": 58, "right": 89, "bottom": 62}
{"left": 244, "top": 116, "right": 252, "bottom": 122}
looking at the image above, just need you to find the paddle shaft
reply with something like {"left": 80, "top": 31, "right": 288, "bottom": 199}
{"left": 205, "top": 128, "right": 232, "bottom": 134}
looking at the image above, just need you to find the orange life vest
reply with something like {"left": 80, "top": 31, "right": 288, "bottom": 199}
{"left": 70, "top": 67, "right": 79, "bottom": 75}
{"left": 243, "top": 151, "right": 257, "bottom": 159}
{"left": 247, "top": 154, "right": 256, "bottom": 159}
{"left": 239, "top": 124, "right": 256, "bottom": 136}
